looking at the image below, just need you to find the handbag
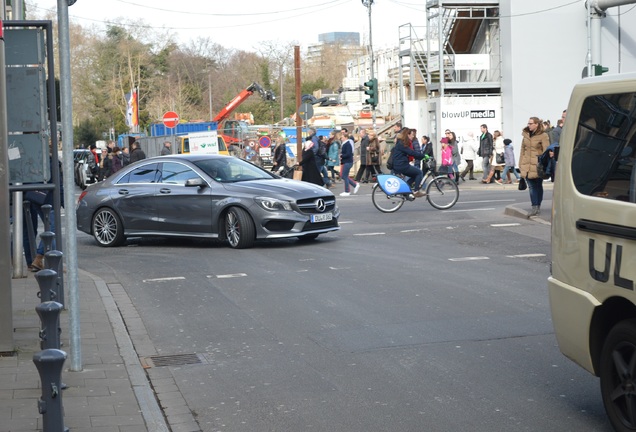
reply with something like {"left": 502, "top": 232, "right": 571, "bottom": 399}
{"left": 536, "top": 157, "right": 550, "bottom": 179}
{"left": 496, "top": 152, "right": 505, "bottom": 164}
{"left": 292, "top": 168, "right": 303, "bottom": 181}
{"left": 518, "top": 177, "right": 527, "bottom": 191}
{"left": 25, "top": 190, "right": 48, "bottom": 205}
{"left": 370, "top": 151, "right": 379, "bottom": 164}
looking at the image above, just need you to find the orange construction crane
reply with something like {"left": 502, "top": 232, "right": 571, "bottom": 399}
{"left": 214, "top": 82, "right": 275, "bottom": 146}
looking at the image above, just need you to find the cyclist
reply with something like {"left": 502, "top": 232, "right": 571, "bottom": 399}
{"left": 392, "top": 128, "right": 427, "bottom": 197}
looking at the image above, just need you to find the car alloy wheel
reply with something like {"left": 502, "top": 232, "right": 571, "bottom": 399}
{"left": 92, "top": 208, "right": 125, "bottom": 247}
{"left": 225, "top": 207, "right": 255, "bottom": 249}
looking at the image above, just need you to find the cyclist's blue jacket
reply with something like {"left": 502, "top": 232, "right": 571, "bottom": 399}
{"left": 392, "top": 139, "right": 424, "bottom": 173}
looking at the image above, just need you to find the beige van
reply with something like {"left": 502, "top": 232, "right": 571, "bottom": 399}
{"left": 549, "top": 72, "right": 636, "bottom": 431}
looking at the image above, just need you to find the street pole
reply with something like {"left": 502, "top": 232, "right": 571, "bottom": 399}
{"left": 279, "top": 64, "right": 284, "bottom": 122}
{"left": 362, "top": 0, "right": 376, "bottom": 130}
{"left": 208, "top": 72, "right": 212, "bottom": 121}
{"left": 294, "top": 46, "right": 302, "bottom": 163}
{"left": 0, "top": 12, "right": 15, "bottom": 352}
{"left": 58, "top": 0, "right": 82, "bottom": 371}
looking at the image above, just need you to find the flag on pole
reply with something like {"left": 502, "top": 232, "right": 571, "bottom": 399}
{"left": 125, "top": 88, "right": 139, "bottom": 128}
{"left": 131, "top": 88, "right": 139, "bottom": 127}
{"left": 125, "top": 90, "right": 132, "bottom": 127}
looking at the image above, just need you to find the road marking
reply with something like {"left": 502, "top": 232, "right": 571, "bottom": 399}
{"left": 354, "top": 232, "right": 385, "bottom": 236}
{"left": 401, "top": 229, "right": 429, "bottom": 233}
{"left": 507, "top": 254, "right": 546, "bottom": 258}
{"left": 448, "top": 256, "right": 490, "bottom": 261}
{"left": 461, "top": 199, "right": 515, "bottom": 204}
{"left": 491, "top": 223, "right": 521, "bottom": 227}
{"left": 445, "top": 207, "right": 495, "bottom": 213}
{"left": 143, "top": 277, "right": 186, "bottom": 283}
{"left": 209, "top": 273, "right": 247, "bottom": 279}
{"left": 329, "top": 266, "right": 351, "bottom": 270}
{"left": 339, "top": 220, "right": 354, "bottom": 224}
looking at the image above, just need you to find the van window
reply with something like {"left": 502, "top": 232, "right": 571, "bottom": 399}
{"left": 572, "top": 92, "right": 636, "bottom": 202}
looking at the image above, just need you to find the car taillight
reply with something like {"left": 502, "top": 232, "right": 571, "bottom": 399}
{"left": 78, "top": 191, "right": 87, "bottom": 203}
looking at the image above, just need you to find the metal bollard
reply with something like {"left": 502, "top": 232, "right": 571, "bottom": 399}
{"left": 44, "top": 251, "right": 64, "bottom": 307}
{"left": 35, "top": 269, "right": 58, "bottom": 302}
{"left": 33, "top": 349, "right": 69, "bottom": 432}
{"left": 23, "top": 200, "right": 37, "bottom": 265}
{"left": 36, "top": 301, "right": 63, "bottom": 350}
{"left": 40, "top": 231, "right": 56, "bottom": 254}
{"left": 41, "top": 204, "right": 52, "bottom": 232}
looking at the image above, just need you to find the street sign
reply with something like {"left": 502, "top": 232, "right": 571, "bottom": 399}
{"left": 297, "top": 103, "right": 314, "bottom": 121}
{"left": 259, "top": 135, "right": 272, "bottom": 148}
{"left": 162, "top": 111, "right": 179, "bottom": 128}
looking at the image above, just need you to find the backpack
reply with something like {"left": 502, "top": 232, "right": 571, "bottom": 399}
{"left": 318, "top": 141, "right": 327, "bottom": 158}
{"left": 386, "top": 146, "right": 396, "bottom": 170}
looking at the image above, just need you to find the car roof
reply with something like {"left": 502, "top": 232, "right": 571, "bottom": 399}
{"left": 143, "top": 154, "right": 231, "bottom": 163}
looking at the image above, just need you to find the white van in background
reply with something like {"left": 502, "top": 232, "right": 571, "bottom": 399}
{"left": 549, "top": 72, "right": 636, "bottom": 431}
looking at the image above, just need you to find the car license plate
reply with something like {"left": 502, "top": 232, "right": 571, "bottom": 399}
{"left": 311, "top": 213, "right": 332, "bottom": 223}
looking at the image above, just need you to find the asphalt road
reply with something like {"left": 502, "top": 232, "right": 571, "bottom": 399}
{"left": 76, "top": 185, "right": 612, "bottom": 432}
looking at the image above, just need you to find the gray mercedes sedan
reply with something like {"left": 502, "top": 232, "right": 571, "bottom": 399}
{"left": 76, "top": 154, "right": 340, "bottom": 249}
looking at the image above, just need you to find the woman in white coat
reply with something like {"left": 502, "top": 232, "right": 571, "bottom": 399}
{"left": 482, "top": 130, "right": 505, "bottom": 184}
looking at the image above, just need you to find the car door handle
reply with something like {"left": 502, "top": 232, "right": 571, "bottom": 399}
{"left": 160, "top": 188, "right": 171, "bottom": 194}
{"left": 118, "top": 189, "right": 129, "bottom": 195}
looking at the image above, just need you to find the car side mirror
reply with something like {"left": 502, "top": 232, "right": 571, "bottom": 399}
{"left": 185, "top": 178, "right": 207, "bottom": 188}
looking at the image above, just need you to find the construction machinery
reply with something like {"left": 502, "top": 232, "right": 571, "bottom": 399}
{"left": 214, "top": 82, "right": 275, "bottom": 147}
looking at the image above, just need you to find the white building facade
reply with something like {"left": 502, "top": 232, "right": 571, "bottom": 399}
{"left": 343, "top": 0, "right": 636, "bottom": 156}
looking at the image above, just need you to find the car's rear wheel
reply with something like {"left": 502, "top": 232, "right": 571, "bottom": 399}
{"left": 92, "top": 208, "right": 125, "bottom": 247}
{"left": 600, "top": 319, "right": 636, "bottom": 431}
{"left": 225, "top": 207, "right": 255, "bottom": 249}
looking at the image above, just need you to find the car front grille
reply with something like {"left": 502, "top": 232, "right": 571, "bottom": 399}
{"left": 264, "top": 220, "right": 296, "bottom": 232}
{"left": 301, "top": 219, "right": 339, "bottom": 232}
{"left": 296, "top": 197, "right": 336, "bottom": 215}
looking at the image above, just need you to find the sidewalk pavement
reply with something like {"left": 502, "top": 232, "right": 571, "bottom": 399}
{"left": 1, "top": 178, "right": 551, "bottom": 432}
{"left": 2, "top": 268, "right": 174, "bottom": 432}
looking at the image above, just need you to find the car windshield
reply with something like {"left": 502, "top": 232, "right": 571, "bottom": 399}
{"left": 74, "top": 150, "right": 87, "bottom": 162}
{"left": 193, "top": 157, "right": 276, "bottom": 183}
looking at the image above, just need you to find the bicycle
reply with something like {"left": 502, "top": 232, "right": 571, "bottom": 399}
{"left": 371, "top": 159, "right": 459, "bottom": 213}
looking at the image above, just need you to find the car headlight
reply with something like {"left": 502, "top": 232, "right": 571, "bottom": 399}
{"left": 254, "top": 196, "right": 293, "bottom": 211}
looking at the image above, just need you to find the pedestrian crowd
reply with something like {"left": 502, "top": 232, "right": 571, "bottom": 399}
{"left": 84, "top": 139, "right": 148, "bottom": 182}
{"left": 281, "top": 111, "right": 564, "bottom": 217}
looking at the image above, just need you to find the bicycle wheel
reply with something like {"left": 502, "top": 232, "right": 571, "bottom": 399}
{"left": 371, "top": 183, "right": 406, "bottom": 213}
{"left": 425, "top": 176, "right": 459, "bottom": 210}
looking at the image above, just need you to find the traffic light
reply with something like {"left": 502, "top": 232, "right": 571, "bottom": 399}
{"left": 364, "top": 78, "right": 378, "bottom": 108}
{"left": 593, "top": 64, "right": 609, "bottom": 76}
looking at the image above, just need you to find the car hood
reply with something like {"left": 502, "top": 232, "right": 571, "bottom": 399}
{"left": 221, "top": 179, "right": 333, "bottom": 199}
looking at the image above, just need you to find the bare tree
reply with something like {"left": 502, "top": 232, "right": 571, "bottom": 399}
{"left": 257, "top": 41, "right": 294, "bottom": 122}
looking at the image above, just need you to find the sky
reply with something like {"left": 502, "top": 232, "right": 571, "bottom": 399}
{"left": 29, "top": 0, "right": 427, "bottom": 52}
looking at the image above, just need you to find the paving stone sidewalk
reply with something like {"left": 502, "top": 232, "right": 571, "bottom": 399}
{"left": 1, "top": 268, "right": 167, "bottom": 432}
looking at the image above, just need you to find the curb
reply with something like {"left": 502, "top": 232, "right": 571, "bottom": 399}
{"left": 79, "top": 268, "right": 170, "bottom": 432}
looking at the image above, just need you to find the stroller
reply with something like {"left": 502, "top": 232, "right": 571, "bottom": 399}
{"left": 277, "top": 165, "right": 296, "bottom": 179}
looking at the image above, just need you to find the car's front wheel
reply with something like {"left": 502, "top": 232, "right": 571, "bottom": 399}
{"left": 92, "top": 208, "right": 125, "bottom": 247}
{"left": 600, "top": 319, "right": 636, "bottom": 431}
{"left": 225, "top": 207, "right": 255, "bottom": 249}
